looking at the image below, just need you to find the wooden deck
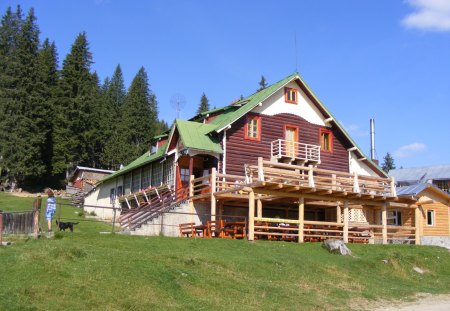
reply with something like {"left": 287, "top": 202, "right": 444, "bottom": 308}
{"left": 188, "top": 157, "right": 419, "bottom": 244}
{"left": 117, "top": 157, "right": 419, "bottom": 244}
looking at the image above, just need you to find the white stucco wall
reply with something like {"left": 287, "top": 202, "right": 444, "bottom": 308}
{"left": 348, "top": 152, "right": 378, "bottom": 177}
{"left": 84, "top": 176, "right": 123, "bottom": 221}
{"left": 253, "top": 81, "right": 326, "bottom": 126}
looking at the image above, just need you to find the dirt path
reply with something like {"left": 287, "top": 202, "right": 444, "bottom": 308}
{"left": 373, "top": 294, "right": 450, "bottom": 311}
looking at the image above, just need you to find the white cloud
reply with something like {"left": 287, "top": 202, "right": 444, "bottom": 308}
{"left": 394, "top": 143, "right": 427, "bottom": 158}
{"left": 402, "top": 0, "right": 450, "bottom": 31}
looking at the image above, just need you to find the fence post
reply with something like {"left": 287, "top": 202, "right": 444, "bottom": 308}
{"left": 112, "top": 207, "right": 116, "bottom": 234}
{"left": 0, "top": 211, "right": 3, "bottom": 245}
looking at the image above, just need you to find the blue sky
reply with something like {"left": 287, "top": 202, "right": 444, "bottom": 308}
{"left": 2, "top": 0, "right": 449, "bottom": 169}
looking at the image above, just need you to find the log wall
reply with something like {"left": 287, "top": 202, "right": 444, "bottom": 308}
{"left": 422, "top": 202, "right": 450, "bottom": 236}
{"left": 225, "top": 113, "right": 350, "bottom": 176}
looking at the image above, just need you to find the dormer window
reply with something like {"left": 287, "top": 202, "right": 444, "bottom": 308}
{"left": 150, "top": 142, "right": 158, "bottom": 154}
{"left": 284, "top": 87, "right": 298, "bottom": 104}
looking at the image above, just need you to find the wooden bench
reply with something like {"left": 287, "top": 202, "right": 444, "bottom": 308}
{"left": 179, "top": 222, "right": 196, "bottom": 238}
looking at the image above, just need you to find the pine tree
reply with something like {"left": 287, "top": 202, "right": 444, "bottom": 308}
{"left": 0, "top": 7, "right": 49, "bottom": 187}
{"left": 257, "top": 75, "right": 267, "bottom": 92}
{"left": 122, "top": 67, "right": 158, "bottom": 163}
{"left": 196, "top": 92, "right": 210, "bottom": 115}
{"left": 0, "top": 6, "right": 21, "bottom": 184}
{"left": 381, "top": 152, "right": 396, "bottom": 173}
{"left": 37, "top": 38, "right": 59, "bottom": 184}
{"left": 102, "top": 65, "right": 129, "bottom": 169}
{"left": 52, "top": 32, "right": 98, "bottom": 176}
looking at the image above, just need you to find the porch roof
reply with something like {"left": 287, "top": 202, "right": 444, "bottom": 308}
{"left": 100, "top": 142, "right": 168, "bottom": 184}
{"left": 171, "top": 120, "right": 223, "bottom": 154}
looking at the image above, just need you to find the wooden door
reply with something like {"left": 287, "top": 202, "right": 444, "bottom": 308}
{"left": 285, "top": 126, "right": 298, "bottom": 157}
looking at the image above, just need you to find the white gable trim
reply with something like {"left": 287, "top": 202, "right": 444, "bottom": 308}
{"left": 252, "top": 81, "right": 327, "bottom": 126}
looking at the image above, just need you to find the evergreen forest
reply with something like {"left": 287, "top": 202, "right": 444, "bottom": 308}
{"left": 0, "top": 6, "right": 169, "bottom": 190}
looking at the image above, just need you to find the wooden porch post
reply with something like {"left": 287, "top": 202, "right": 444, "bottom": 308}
{"left": 336, "top": 203, "right": 342, "bottom": 224}
{"left": 248, "top": 190, "right": 255, "bottom": 241}
{"left": 382, "top": 203, "right": 388, "bottom": 244}
{"left": 189, "top": 175, "right": 194, "bottom": 223}
{"left": 343, "top": 201, "right": 349, "bottom": 243}
{"left": 415, "top": 205, "right": 421, "bottom": 245}
{"left": 210, "top": 167, "right": 217, "bottom": 221}
{"left": 298, "top": 196, "right": 304, "bottom": 243}
{"left": 257, "top": 198, "right": 262, "bottom": 218}
{"left": 189, "top": 156, "right": 194, "bottom": 177}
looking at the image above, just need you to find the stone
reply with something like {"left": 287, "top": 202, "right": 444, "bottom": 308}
{"left": 323, "top": 238, "right": 352, "bottom": 256}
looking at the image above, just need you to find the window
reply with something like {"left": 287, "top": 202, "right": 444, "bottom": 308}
{"left": 163, "top": 157, "right": 174, "bottom": 186}
{"left": 110, "top": 188, "right": 116, "bottom": 204}
{"left": 433, "top": 180, "right": 449, "bottom": 193}
{"left": 117, "top": 186, "right": 123, "bottom": 197}
{"left": 124, "top": 173, "right": 132, "bottom": 195}
{"left": 131, "top": 170, "right": 141, "bottom": 193}
{"left": 150, "top": 142, "right": 158, "bottom": 154}
{"left": 387, "top": 210, "right": 402, "bottom": 226}
{"left": 284, "top": 87, "right": 298, "bottom": 104}
{"left": 152, "top": 164, "right": 162, "bottom": 187}
{"left": 427, "top": 210, "right": 435, "bottom": 226}
{"left": 245, "top": 115, "right": 261, "bottom": 141}
{"left": 141, "top": 165, "right": 152, "bottom": 189}
{"left": 180, "top": 168, "right": 190, "bottom": 182}
{"left": 320, "top": 128, "right": 333, "bottom": 152}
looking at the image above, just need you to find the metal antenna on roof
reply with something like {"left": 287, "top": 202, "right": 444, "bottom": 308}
{"left": 170, "top": 93, "right": 186, "bottom": 120}
{"left": 294, "top": 31, "right": 298, "bottom": 72}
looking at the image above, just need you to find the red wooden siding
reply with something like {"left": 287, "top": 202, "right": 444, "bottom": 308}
{"left": 225, "top": 113, "right": 350, "bottom": 176}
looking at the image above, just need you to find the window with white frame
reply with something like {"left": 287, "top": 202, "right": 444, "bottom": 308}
{"left": 163, "top": 158, "right": 174, "bottom": 187}
{"left": 131, "top": 170, "right": 141, "bottom": 193}
{"left": 124, "top": 173, "right": 132, "bottom": 195}
{"left": 152, "top": 164, "right": 162, "bottom": 187}
{"left": 180, "top": 168, "right": 190, "bottom": 182}
{"left": 141, "top": 165, "right": 152, "bottom": 189}
{"left": 426, "top": 210, "right": 435, "bottom": 226}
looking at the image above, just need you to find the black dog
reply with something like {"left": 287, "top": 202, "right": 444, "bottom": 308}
{"left": 56, "top": 220, "right": 79, "bottom": 232}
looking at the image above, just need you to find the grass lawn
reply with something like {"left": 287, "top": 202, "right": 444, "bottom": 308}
{"left": 1, "top": 192, "right": 450, "bottom": 311}
{"left": 0, "top": 192, "right": 36, "bottom": 211}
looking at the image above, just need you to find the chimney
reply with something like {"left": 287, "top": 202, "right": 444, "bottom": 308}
{"left": 370, "top": 118, "right": 379, "bottom": 165}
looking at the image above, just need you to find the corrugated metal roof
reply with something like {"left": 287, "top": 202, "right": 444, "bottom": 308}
{"left": 390, "top": 165, "right": 450, "bottom": 182}
{"left": 396, "top": 184, "right": 430, "bottom": 197}
{"left": 396, "top": 183, "right": 450, "bottom": 202}
{"left": 175, "top": 120, "right": 223, "bottom": 154}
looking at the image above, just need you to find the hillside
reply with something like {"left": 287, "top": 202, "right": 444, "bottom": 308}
{"left": 1, "top": 193, "right": 450, "bottom": 310}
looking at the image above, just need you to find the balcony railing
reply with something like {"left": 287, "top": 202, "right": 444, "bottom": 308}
{"left": 271, "top": 139, "right": 320, "bottom": 163}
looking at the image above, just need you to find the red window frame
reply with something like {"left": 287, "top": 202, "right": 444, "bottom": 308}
{"left": 319, "top": 128, "right": 333, "bottom": 152}
{"left": 284, "top": 87, "right": 298, "bottom": 104}
{"left": 245, "top": 115, "right": 261, "bottom": 141}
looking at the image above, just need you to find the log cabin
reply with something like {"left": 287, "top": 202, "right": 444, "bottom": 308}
{"left": 84, "top": 72, "right": 450, "bottom": 244}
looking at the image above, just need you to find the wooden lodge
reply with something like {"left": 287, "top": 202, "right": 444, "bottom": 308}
{"left": 84, "top": 72, "right": 450, "bottom": 244}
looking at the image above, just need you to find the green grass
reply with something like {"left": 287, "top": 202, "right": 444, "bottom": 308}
{"left": 1, "top": 192, "right": 450, "bottom": 311}
{"left": 0, "top": 192, "right": 36, "bottom": 211}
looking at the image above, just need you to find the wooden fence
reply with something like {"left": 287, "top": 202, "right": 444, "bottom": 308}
{"left": 0, "top": 210, "right": 36, "bottom": 235}
{"left": 0, "top": 198, "right": 42, "bottom": 239}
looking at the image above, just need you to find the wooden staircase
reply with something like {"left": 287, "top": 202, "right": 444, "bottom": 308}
{"left": 118, "top": 185, "right": 189, "bottom": 232}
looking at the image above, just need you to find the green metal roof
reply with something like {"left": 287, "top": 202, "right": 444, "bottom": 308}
{"left": 100, "top": 142, "right": 167, "bottom": 183}
{"left": 209, "top": 72, "right": 299, "bottom": 133}
{"left": 173, "top": 120, "right": 223, "bottom": 154}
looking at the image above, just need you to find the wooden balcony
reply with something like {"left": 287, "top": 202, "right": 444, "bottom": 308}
{"left": 271, "top": 139, "right": 320, "bottom": 164}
